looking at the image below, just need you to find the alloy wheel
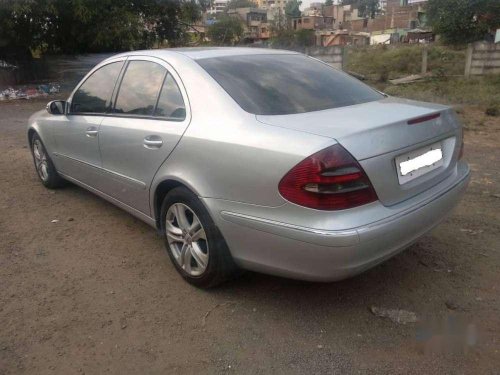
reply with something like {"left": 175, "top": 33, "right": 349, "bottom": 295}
{"left": 165, "top": 203, "right": 209, "bottom": 276}
{"left": 33, "top": 139, "right": 49, "bottom": 181}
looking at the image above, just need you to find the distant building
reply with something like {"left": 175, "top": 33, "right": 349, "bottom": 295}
{"left": 207, "top": 0, "right": 228, "bottom": 14}
{"left": 244, "top": 0, "right": 431, "bottom": 45}
{"left": 292, "top": 15, "right": 334, "bottom": 31}
{"left": 348, "top": 0, "right": 428, "bottom": 33}
{"left": 320, "top": 0, "right": 430, "bottom": 44}
{"left": 256, "top": 0, "right": 290, "bottom": 13}
{"left": 228, "top": 7, "right": 271, "bottom": 41}
{"left": 322, "top": 4, "right": 351, "bottom": 30}
{"left": 303, "top": 2, "right": 324, "bottom": 16}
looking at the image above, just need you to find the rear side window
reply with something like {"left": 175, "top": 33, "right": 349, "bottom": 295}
{"left": 155, "top": 74, "right": 186, "bottom": 120}
{"left": 114, "top": 61, "right": 165, "bottom": 116}
{"left": 197, "top": 54, "right": 383, "bottom": 115}
{"left": 71, "top": 61, "right": 124, "bottom": 114}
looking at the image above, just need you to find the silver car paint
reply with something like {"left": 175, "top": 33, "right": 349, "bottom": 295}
{"left": 97, "top": 56, "right": 192, "bottom": 214}
{"left": 257, "top": 98, "right": 463, "bottom": 206}
{"left": 206, "top": 163, "right": 469, "bottom": 281}
{"left": 28, "top": 47, "right": 470, "bottom": 281}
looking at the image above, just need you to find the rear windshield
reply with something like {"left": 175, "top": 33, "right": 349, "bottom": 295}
{"left": 197, "top": 54, "right": 383, "bottom": 115}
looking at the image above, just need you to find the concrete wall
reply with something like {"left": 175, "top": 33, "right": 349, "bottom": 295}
{"left": 265, "top": 45, "right": 344, "bottom": 69}
{"left": 305, "top": 46, "right": 344, "bottom": 69}
{"left": 465, "top": 42, "right": 500, "bottom": 76}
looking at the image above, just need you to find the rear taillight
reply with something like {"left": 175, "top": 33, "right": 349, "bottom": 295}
{"left": 278, "top": 144, "right": 378, "bottom": 210}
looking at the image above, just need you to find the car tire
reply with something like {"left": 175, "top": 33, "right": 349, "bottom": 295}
{"left": 160, "top": 187, "right": 238, "bottom": 288}
{"left": 30, "top": 133, "right": 65, "bottom": 189}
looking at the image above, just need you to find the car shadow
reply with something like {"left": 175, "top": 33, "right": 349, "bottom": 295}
{"left": 60, "top": 181, "right": 438, "bottom": 313}
{"left": 205, "top": 246, "right": 425, "bottom": 313}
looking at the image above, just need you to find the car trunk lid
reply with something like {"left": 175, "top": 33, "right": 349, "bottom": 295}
{"left": 256, "top": 97, "right": 462, "bottom": 206}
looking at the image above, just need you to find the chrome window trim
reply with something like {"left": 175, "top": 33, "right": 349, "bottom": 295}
{"left": 67, "top": 55, "right": 191, "bottom": 125}
{"left": 67, "top": 57, "right": 128, "bottom": 116}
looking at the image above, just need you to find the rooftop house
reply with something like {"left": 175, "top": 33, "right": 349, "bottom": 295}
{"left": 256, "top": 0, "right": 290, "bottom": 13}
{"left": 292, "top": 15, "right": 334, "bottom": 31}
{"left": 228, "top": 7, "right": 271, "bottom": 41}
{"left": 349, "top": 0, "right": 428, "bottom": 34}
{"left": 207, "top": 0, "right": 228, "bottom": 14}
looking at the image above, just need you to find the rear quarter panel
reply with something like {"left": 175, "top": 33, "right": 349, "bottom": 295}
{"left": 149, "top": 55, "right": 334, "bottom": 211}
{"left": 152, "top": 115, "right": 335, "bottom": 207}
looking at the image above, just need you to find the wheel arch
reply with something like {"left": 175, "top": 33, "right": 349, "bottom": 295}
{"left": 27, "top": 127, "right": 38, "bottom": 146}
{"left": 27, "top": 124, "right": 49, "bottom": 150}
{"left": 152, "top": 178, "right": 203, "bottom": 230}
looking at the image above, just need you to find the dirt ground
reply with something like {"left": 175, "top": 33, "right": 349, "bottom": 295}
{"left": 1, "top": 97, "right": 499, "bottom": 374}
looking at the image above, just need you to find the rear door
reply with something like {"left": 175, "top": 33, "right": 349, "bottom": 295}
{"left": 98, "top": 57, "right": 190, "bottom": 215}
{"left": 53, "top": 59, "right": 125, "bottom": 186}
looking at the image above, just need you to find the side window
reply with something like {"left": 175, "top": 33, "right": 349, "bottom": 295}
{"left": 71, "top": 61, "right": 124, "bottom": 114}
{"left": 114, "top": 61, "right": 165, "bottom": 116}
{"left": 155, "top": 74, "right": 186, "bottom": 120}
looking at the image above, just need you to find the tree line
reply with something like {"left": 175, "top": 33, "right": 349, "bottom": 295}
{"left": 0, "top": 0, "right": 498, "bottom": 59}
{"left": 0, "top": 0, "right": 210, "bottom": 57}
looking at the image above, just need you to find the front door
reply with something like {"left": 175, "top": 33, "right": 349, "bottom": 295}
{"left": 52, "top": 59, "right": 125, "bottom": 186}
{"left": 98, "top": 57, "right": 190, "bottom": 215}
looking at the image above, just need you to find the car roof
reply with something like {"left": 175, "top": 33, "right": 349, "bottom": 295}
{"left": 115, "top": 47, "right": 299, "bottom": 61}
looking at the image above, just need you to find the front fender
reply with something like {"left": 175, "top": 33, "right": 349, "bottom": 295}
{"left": 27, "top": 109, "right": 57, "bottom": 156}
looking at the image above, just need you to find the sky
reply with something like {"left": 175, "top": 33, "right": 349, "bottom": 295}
{"left": 300, "top": 0, "right": 313, "bottom": 8}
{"left": 300, "top": 0, "right": 316, "bottom": 9}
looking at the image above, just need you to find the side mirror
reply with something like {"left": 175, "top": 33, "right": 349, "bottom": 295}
{"left": 46, "top": 100, "right": 66, "bottom": 115}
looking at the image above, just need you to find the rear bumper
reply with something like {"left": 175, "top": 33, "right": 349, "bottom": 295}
{"left": 206, "top": 162, "right": 470, "bottom": 282}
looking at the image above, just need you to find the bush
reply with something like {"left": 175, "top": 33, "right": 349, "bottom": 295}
{"left": 295, "top": 29, "right": 315, "bottom": 47}
{"left": 269, "top": 29, "right": 315, "bottom": 49}
{"left": 485, "top": 107, "right": 499, "bottom": 117}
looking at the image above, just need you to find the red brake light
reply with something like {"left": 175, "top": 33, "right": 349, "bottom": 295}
{"left": 407, "top": 113, "right": 440, "bottom": 125}
{"left": 278, "top": 144, "right": 378, "bottom": 210}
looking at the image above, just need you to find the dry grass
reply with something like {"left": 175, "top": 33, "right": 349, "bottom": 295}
{"left": 372, "top": 75, "right": 500, "bottom": 132}
{"left": 346, "top": 44, "right": 466, "bottom": 81}
{"left": 379, "top": 75, "right": 500, "bottom": 108}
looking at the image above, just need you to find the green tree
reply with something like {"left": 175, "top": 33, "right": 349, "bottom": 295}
{"left": 270, "top": 29, "right": 315, "bottom": 48}
{"left": 427, "top": 0, "right": 500, "bottom": 44}
{"left": 340, "top": 0, "right": 380, "bottom": 18}
{"left": 0, "top": 0, "right": 211, "bottom": 56}
{"left": 358, "top": 0, "right": 380, "bottom": 19}
{"left": 324, "top": 0, "right": 333, "bottom": 6}
{"left": 207, "top": 15, "right": 244, "bottom": 45}
{"left": 270, "top": 30, "right": 296, "bottom": 47}
{"left": 285, "top": 0, "right": 302, "bottom": 18}
{"left": 47, "top": 0, "right": 148, "bottom": 53}
{"left": 148, "top": 0, "right": 190, "bottom": 48}
{"left": 0, "top": 0, "right": 54, "bottom": 55}
{"left": 295, "top": 29, "right": 315, "bottom": 46}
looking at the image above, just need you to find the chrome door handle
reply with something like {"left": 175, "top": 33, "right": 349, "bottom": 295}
{"left": 86, "top": 127, "right": 98, "bottom": 137}
{"left": 143, "top": 135, "right": 163, "bottom": 149}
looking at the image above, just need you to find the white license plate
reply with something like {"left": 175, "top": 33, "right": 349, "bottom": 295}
{"left": 395, "top": 142, "right": 443, "bottom": 184}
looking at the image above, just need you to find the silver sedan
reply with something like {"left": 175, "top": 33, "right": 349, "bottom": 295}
{"left": 28, "top": 48, "right": 470, "bottom": 287}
